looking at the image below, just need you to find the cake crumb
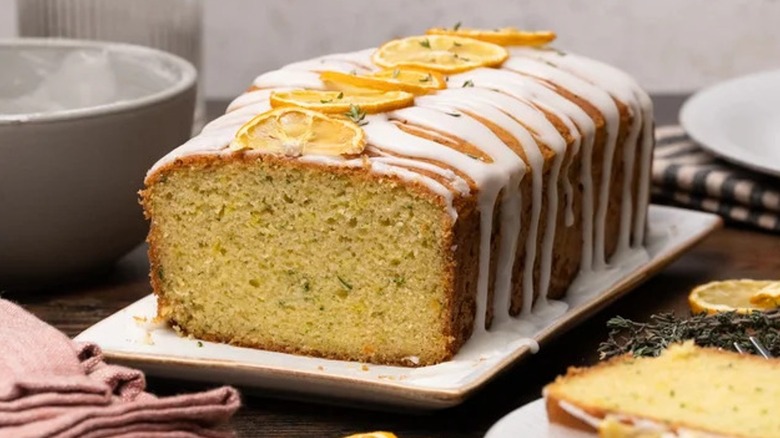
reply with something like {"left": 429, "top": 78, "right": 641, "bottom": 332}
{"left": 317, "top": 365, "right": 325, "bottom": 371}
{"left": 143, "top": 331, "right": 155, "bottom": 345}
{"left": 132, "top": 315, "right": 148, "bottom": 324}
{"left": 361, "top": 364, "right": 370, "bottom": 371}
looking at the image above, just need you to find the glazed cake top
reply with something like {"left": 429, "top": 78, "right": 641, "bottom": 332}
{"left": 147, "top": 30, "right": 653, "bottom": 333}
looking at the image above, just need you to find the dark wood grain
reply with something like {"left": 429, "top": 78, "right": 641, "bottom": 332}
{"left": 7, "top": 96, "right": 780, "bottom": 438}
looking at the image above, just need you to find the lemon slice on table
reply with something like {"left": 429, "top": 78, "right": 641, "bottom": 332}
{"left": 688, "top": 279, "right": 780, "bottom": 314}
{"left": 270, "top": 89, "right": 414, "bottom": 114}
{"left": 372, "top": 35, "right": 508, "bottom": 73}
{"left": 750, "top": 281, "right": 780, "bottom": 308}
{"left": 320, "top": 68, "right": 447, "bottom": 95}
{"left": 230, "top": 107, "right": 366, "bottom": 157}
{"left": 426, "top": 26, "right": 556, "bottom": 46}
{"left": 342, "top": 433, "right": 397, "bottom": 438}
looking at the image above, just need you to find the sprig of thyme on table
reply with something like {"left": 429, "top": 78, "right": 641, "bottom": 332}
{"left": 598, "top": 310, "right": 780, "bottom": 360}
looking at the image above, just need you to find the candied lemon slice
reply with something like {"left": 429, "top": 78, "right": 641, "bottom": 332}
{"left": 270, "top": 89, "right": 414, "bottom": 114}
{"left": 688, "top": 279, "right": 780, "bottom": 315}
{"left": 426, "top": 26, "right": 556, "bottom": 46}
{"left": 372, "top": 35, "right": 508, "bottom": 73}
{"left": 342, "top": 433, "right": 397, "bottom": 438}
{"left": 230, "top": 107, "right": 366, "bottom": 157}
{"left": 320, "top": 68, "right": 446, "bottom": 95}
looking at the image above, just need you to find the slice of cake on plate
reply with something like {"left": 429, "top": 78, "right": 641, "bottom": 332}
{"left": 545, "top": 342, "right": 780, "bottom": 438}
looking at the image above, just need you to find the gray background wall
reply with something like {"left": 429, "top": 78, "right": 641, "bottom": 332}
{"left": 2, "top": 0, "right": 779, "bottom": 99}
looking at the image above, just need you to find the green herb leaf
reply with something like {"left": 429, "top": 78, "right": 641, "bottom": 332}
{"left": 446, "top": 112, "right": 461, "bottom": 117}
{"left": 420, "top": 38, "right": 431, "bottom": 49}
{"left": 337, "top": 275, "right": 353, "bottom": 291}
{"left": 418, "top": 73, "right": 433, "bottom": 83}
{"left": 197, "top": 341, "right": 204, "bottom": 347}
{"left": 344, "top": 104, "right": 368, "bottom": 126}
{"left": 320, "top": 99, "right": 333, "bottom": 104}
{"left": 453, "top": 21, "right": 462, "bottom": 31}
{"left": 462, "top": 79, "right": 474, "bottom": 88}
{"left": 337, "top": 91, "right": 344, "bottom": 99}
{"left": 452, "top": 41, "right": 462, "bottom": 48}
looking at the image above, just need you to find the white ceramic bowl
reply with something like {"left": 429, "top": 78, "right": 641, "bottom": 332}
{"left": 0, "top": 38, "right": 196, "bottom": 289}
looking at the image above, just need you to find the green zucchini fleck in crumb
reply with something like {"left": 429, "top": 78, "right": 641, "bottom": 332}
{"left": 337, "top": 275, "right": 353, "bottom": 291}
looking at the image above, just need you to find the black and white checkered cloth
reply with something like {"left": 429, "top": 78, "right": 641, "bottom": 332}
{"left": 652, "top": 125, "right": 780, "bottom": 232}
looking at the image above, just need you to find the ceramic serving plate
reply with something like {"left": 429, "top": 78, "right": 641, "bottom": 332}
{"left": 680, "top": 69, "right": 780, "bottom": 178}
{"left": 485, "top": 398, "right": 591, "bottom": 438}
{"left": 75, "top": 205, "right": 721, "bottom": 410}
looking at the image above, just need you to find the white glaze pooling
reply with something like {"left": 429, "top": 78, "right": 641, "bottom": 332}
{"left": 146, "top": 42, "right": 652, "bottom": 352}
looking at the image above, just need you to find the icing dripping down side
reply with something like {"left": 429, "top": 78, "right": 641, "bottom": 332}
{"left": 145, "top": 44, "right": 653, "bottom": 358}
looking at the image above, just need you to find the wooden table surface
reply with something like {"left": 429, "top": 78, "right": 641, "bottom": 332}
{"left": 7, "top": 95, "right": 780, "bottom": 438}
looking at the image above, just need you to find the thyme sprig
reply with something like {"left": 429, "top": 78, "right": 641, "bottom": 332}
{"left": 344, "top": 104, "right": 368, "bottom": 126}
{"left": 598, "top": 311, "right": 780, "bottom": 360}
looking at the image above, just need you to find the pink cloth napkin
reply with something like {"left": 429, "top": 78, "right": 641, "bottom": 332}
{"left": 0, "top": 299, "right": 240, "bottom": 438}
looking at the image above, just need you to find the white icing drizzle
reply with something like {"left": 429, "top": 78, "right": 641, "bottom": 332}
{"left": 415, "top": 90, "right": 544, "bottom": 325}
{"left": 557, "top": 400, "right": 727, "bottom": 438}
{"left": 514, "top": 48, "right": 653, "bottom": 252}
{"left": 368, "top": 153, "right": 471, "bottom": 196}
{"left": 298, "top": 154, "right": 460, "bottom": 220}
{"left": 226, "top": 89, "right": 275, "bottom": 113}
{"left": 368, "top": 108, "right": 526, "bottom": 331}
{"left": 448, "top": 67, "right": 586, "bottom": 313}
{"left": 503, "top": 55, "right": 623, "bottom": 278}
{"left": 252, "top": 70, "right": 326, "bottom": 90}
{"left": 146, "top": 43, "right": 653, "bottom": 356}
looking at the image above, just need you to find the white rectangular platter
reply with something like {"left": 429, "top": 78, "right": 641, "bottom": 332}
{"left": 75, "top": 205, "right": 721, "bottom": 410}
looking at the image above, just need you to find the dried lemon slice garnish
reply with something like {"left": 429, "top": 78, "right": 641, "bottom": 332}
{"left": 270, "top": 89, "right": 414, "bottom": 114}
{"left": 688, "top": 279, "right": 780, "bottom": 315}
{"left": 230, "top": 107, "right": 366, "bottom": 157}
{"left": 320, "top": 68, "right": 446, "bottom": 95}
{"left": 426, "top": 26, "right": 556, "bottom": 47}
{"left": 372, "top": 35, "right": 508, "bottom": 73}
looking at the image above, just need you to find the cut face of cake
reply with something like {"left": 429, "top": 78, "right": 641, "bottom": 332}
{"left": 545, "top": 342, "right": 780, "bottom": 438}
{"left": 141, "top": 30, "right": 654, "bottom": 366}
{"left": 144, "top": 155, "right": 478, "bottom": 365}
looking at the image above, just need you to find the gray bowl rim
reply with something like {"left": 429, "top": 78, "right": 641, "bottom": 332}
{"left": 0, "top": 37, "right": 198, "bottom": 125}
